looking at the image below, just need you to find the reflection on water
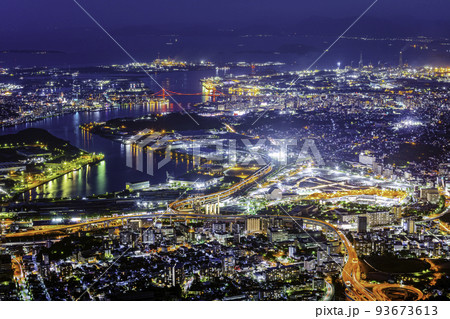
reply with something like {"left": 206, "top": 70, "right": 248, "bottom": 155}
{"left": 27, "top": 149, "right": 193, "bottom": 199}
{"left": 1, "top": 70, "right": 224, "bottom": 199}
{"left": 29, "top": 163, "right": 107, "bottom": 199}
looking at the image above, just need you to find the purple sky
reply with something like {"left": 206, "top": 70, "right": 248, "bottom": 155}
{"left": 1, "top": 0, "right": 449, "bottom": 66}
{"left": 2, "top": 0, "right": 449, "bottom": 36}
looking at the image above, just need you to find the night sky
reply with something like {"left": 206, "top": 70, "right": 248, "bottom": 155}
{"left": 1, "top": 0, "right": 449, "bottom": 66}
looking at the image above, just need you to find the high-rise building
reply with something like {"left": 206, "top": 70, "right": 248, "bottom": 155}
{"left": 317, "top": 249, "right": 328, "bottom": 266}
{"left": 167, "top": 263, "right": 184, "bottom": 287}
{"left": 289, "top": 246, "right": 297, "bottom": 258}
{"left": 246, "top": 217, "right": 262, "bottom": 233}
{"left": 403, "top": 218, "right": 416, "bottom": 234}
{"left": 212, "top": 222, "right": 227, "bottom": 233}
{"left": 267, "top": 227, "right": 288, "bottom": 243}
{"left": 366, "top": 211, "right": 392, "bottom": 227}
{"left": 373, "top": 162, "right": 383, "bottom": 175}
{"left": 232, "top": 223, "right": 243, "bottom": 244}
{"left": 359, "top": 153, "right": 376, "bottom": 166}
{"left": 0, "top": 254, "right": 16, "bottom": 300}
{"left": 358, "top": 216, "right": 367, "bottom": 233}
{"left": 419, "top": 188, "right": 439, "bottom": 203}
{"left": 0, "top": 255, "right": 13, "bottom": 284}
{"left": 271, "top": 217, "right": 284, "bottom": 228}
{"left": 391, "top": 206, "right": 403, "bottom": 219}
{"left": 142, "top": 229, "right": 155, "bottom": 244}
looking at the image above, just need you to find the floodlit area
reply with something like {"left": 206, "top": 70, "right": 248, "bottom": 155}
{"left": 248, "top": 166, "right": 414, "bottom": 207}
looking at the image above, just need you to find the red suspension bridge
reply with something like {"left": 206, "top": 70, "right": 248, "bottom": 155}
{"left": 151, "top": 88, "right": 226, "bottom": 102}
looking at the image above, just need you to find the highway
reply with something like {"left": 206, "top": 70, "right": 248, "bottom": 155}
{"left": 321, "top": 277, "right": 334, "bottom": 301}
{"left": 3, "top": 162, "right": 272, "bottom": 239}
{"left": 326, "top": 221, "right": 422, "bottom": 301}
{"left": 372, "top": 283, "right": 424, "bottom": 301}
{"left": 421, "top": 206, "right": 450, "bottom": 234}
{"left": 423, "top": 206, "right": 450, "bottom": 221}
{"left": 2, "top": 211, "right": 424, "bottom": 300}
{"left": 1, "top": 161, "right": 424, "bottom": 301}
{"left": 169, "top": 163, "right": 272, "bottom": 211}
{"left": 3, "top": 216, "right": 126, "bottom": 238}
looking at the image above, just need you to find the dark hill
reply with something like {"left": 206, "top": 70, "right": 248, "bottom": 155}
{"left": 0, "top": 128, "right": 78, "bottom": 152}
{"left": 105, "top": 113, "right": 223, "bottom": 132}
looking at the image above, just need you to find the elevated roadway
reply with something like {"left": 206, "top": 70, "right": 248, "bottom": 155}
{"left": 169, "top": 163, "right": 272, "bottom": 212}
{"left": 2, "top": 161, "right": 423, "bottom": 301}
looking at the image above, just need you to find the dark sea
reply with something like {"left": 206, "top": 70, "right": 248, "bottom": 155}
{"left": 1, "top": 34, "right": 448, "bottom": 69}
